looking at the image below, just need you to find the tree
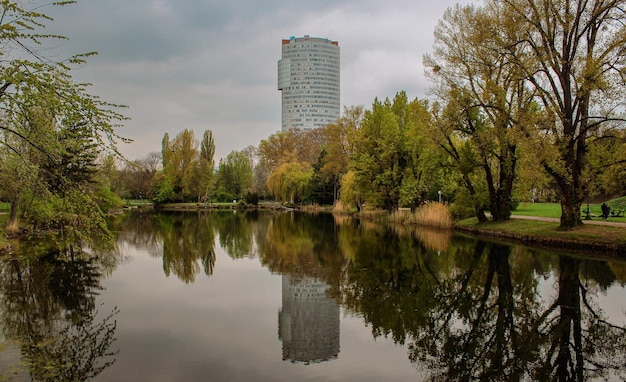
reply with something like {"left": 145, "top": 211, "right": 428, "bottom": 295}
{"left": 258, "top": 128, "right": 325, "bottom": 203}
{"left": 308, "top": 149, "right": 335, "bottom": 205}
{"left": 0, "top": 1, "right": 128, "bottom": 240}
{"left": 198, "top": 130, "right": 216, "bottom": 201}
{"left": 494, "top": 0, "right": 626, "bottom": 229}
{"left": 0, "top": 148, "right": 37, "bottom": 232}
{"left": 399, "top": 98, "right": 439, "bottom": 210}
{"left": 430, "top": 99, "right": 490, "bottom": 221}
{"left": 586, "top": 128, "right": 626, "bottom": 198}
{"left": 425, "top": 3, "right": 538, "bottom": 221}
{"left": 320, "top": 106, "right": 364, "bottom": 204}
{"left": 117, "top": 152, "right": 161, "bottom": 199}
{"left": 161, "top": 129, "right": 199, "bottom": 201}
{"left": 350, "top": 94, "right": 407, "bottom": 212}
{"left": 216, "top": 150, "right": 253, "bottom": 199}
{"left": 161, "top": 132, "right": 170, "bottom": 169}
{"left": 266, "top": 156, "right": 313, "bottom": 203}
{"left": 258, "top": 128, "right": 323, "bottom": 175}
{"left": 339, "top": 170, "right": 364, "bottom": 211}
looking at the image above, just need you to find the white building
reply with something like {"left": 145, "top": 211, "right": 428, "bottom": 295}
{"left": 278, "top": 35, "right": 340, "bottom": 131}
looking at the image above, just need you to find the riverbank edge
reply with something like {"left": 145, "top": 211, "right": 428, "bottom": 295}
{"left": 2, "top": 206, "right": 625, "bottom": 260}
{"left": 455, "top": 222, "right": 626, "bottom": 259}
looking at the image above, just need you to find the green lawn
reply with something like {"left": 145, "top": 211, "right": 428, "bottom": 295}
{"left": 513, "top": 202, "right": 562, "bottom": 218}
{"left": 457, "top": 217, "right": 626, "bottom": 247}
{"left": 513, "top": 201, "right": 626, "bottom": 223}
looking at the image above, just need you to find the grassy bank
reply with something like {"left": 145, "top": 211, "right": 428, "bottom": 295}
{"left": 457, "top": 217, "right": 626, "bottom": 257}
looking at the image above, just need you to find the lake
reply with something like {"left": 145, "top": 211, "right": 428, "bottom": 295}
{"left": 1, "top": 210, "right": 625, "bottom": 381}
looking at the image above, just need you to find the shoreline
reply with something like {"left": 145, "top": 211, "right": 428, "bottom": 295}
{"left": 3, "top": 207, "right": 626, "bottom": 260}
{"left": 455, "top": 218, "right": 626, "bottom": 259}
{"left": 456, "top": 225, "right": 626, "bottom": 257}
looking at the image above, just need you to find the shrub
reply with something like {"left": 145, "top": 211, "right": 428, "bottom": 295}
{"left": 244, "top": 192, "right": 259, "bottom": 206}
{"left": 214, "top": 191, "right": 235, "bottom": 203}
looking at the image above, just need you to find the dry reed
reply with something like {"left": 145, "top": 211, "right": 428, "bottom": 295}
{"left": 390, "top": 203, "right": 454, "bottom": 229}
{"left": 416, "top": 202, "right": 453, "bottom": 229}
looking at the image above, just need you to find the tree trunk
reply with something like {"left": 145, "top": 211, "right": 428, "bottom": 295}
{"left": 555, "top": 256, "right": 583, "bottom": 381}
{"left": 7, "top": 191, "right": 20, "bottom": 234}
{"left": 560, "top": 202, "right": 582, "bottom": 230}
{"left": 475, "top": 206, "right": 488, "bottom": 223}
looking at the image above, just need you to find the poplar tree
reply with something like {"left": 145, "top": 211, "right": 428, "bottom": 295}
{"left": 198, "top": 130, "right": 216, "bottom": 200}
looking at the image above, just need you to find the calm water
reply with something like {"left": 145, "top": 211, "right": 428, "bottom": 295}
{"left": 1, "top": 210, "right": 625, "bottom": 381}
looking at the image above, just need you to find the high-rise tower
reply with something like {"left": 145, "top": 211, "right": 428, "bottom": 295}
{"left": 278, "top": 35, "right": 340, "bottom": 131}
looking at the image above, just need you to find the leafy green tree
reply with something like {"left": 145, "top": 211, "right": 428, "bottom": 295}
{"left": 399, "top": 98, "right": 440, "bottom": 210}
{"left": 198, "top": 130, "right": 216, "bottom": 200}
{"left": 160, "top": 129, "right": 200, "bottom": 202}
{"left": 339, "top": 170, "right": 364, "bottom": 211}
{"left": 319, "top": 106, "right": 364, "bottom": 204}
{"left": 266, "top": 156, "right": 313, "bottom": 203}
{"left": 0, "top": 1, "right": 128, "bottom": 241}
{"left": 430, "top": 95, "right": 490, "bottom": 221}
{"left": 216, "top": 150, "right": 253, "bottom": 199}
{"left": 425, "top": 3, "right": 537, "bottom": 221}
{"left": 307, "top": 149, "right": 335, "bottom": 205}
{"left": 585, "top": 128, "right": 626, "bottom": 199}
{"left": 258, "top": 129, "right": 323, "bottom": 175}
{"left": 350, "top": 94, "right": 408, "bottom": 211}
{"left": 161, "top": 132, "right": 170, "bottom": 169}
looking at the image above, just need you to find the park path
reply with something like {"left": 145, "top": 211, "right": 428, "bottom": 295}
{"left": 512, "top": 215, "right": 626, "bottom": 228}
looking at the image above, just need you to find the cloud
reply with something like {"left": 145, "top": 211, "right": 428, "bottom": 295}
{"left": 42, "top": 0, "right": 472, "bottom": 161}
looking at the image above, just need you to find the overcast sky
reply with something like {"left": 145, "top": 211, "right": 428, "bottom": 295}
{"left": 43, "top": 0, "right": 474, "bottom": 161}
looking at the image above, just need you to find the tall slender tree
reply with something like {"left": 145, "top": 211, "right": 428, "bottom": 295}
{"left": 198, "top": 130, "right": 216, "bottom": 201}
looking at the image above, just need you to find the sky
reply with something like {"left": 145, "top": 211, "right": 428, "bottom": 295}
{"left": 42, "top": 0, "right": 475, "bottom": 161}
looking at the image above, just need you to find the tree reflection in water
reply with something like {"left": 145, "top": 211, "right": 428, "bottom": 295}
{"left": 113, "top": 210, "right": 218, "bottom": 283}
{"left": 336, "top": 218, "right": 626, "bottom": 381}
{"left": 0, "top": 242, "right": 119, "bottom": 381}
{"left": 3, "top": 211, "right": 622, "bottom": 380}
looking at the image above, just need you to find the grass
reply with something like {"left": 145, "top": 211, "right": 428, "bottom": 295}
{"left": 513, "top": 201, "right": 626, "bottom": 223}
{"left": 458, "top": 215, "right": 626, "bottom": 256}
{"left": 460, "top": 198, "right": 626, "bottom": 255}
{"left": 513, "top": 202, "right": 562, "bottom": 218}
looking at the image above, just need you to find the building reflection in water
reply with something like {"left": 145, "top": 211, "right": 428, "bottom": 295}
{"left": 278, "top": 275, "right": 340, "bottom": 364}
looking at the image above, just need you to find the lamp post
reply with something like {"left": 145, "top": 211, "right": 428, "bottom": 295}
{"left": 438, "top": 190, "right": 442, "bottom": 203}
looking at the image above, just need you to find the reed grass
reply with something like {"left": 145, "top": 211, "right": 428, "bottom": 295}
{"left": 390, "top": 203, "right": 454, "bottom": 229}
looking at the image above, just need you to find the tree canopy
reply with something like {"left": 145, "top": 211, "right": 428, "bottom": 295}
{"left": 0, "top": 1, "right": 128, "bottom": 244}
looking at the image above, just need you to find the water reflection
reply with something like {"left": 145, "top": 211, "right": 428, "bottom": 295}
{"left": 279, "top": 275, "right": 340, "bottom": 364}
{"left": 112, "top": 211, "right": 217, "bottom": 283}
{"left": 337, "top": 216, "right": 626, "bottom": 381}
{"left": 0, "top": 243, "right": 119, "bottom": 381}
{"left": 2, "top": 211, "right": 625, "bottom": 381}
{"left": 258, "top": 213, "right": 342, "bottom": 363}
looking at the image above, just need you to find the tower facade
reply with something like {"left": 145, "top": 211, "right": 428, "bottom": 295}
{"left": 278, "top": 35, "right": 340, "bottom": 131}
